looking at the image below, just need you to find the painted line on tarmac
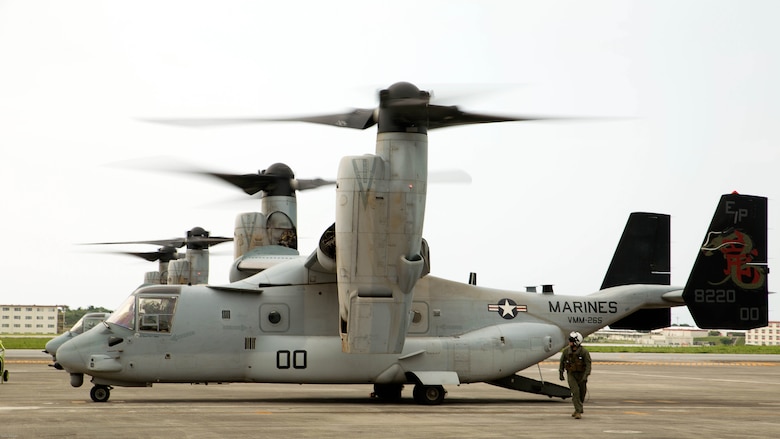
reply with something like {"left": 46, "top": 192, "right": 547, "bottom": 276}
{"left": 596, "top": 369, "right": 780, "bottom": 386}
{"left": 540, "top": 361, "right": 778, "bottom": 367}
{"left": 6, "top": 360, "right": 49, "bottom": 364}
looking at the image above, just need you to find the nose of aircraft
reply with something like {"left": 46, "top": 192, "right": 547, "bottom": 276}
{"left": 44, "top": 333, "right": 70, "bottom": 357}
{"left": 56, "top": 337, "right": 86, "bottom": 373}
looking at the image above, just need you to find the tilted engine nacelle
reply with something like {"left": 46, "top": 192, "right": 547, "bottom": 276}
{"left": 167, "top": 259, "right": 191, "bottom": 285}
{"left": 229, "top": 199, "right": 300, "bottom": 282}
{"left": 336, "top": 132, "right": 428, "bottom": 354}
{"left": 167, "top": 228, "right": 213, "bottom": 285}
{"left": 234, "top": 212, "right": 270, "bottom": 260}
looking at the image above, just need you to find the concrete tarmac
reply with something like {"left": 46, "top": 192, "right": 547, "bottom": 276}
{"left": 1, "top": 350, "right": 779, "bottom": 439}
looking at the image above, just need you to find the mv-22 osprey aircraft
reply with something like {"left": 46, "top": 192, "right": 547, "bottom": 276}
{"left": 45, "top": 165, "right": 332, "bottom": 370}
{"left": 56, "top": 82, "right": 769, "bottom": 404}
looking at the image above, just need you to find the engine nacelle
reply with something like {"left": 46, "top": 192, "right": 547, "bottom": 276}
{"left": 234, "top": 212, "right": 269, "bottom": 260}
{"left": 315, "top": 223, "right": 337, "bottom": 273}
{"left": 336, "top": 132, "right": 428, "bottom": 354}
{"left": 143, "top": 271, "right": 164, "bottom": 285}
{"left": 167, "top": 259, "right": 191, "bottom": 285}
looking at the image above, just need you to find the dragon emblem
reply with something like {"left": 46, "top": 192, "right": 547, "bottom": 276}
{"left": 701, "top": 229, "right": 766, "bottom": 289}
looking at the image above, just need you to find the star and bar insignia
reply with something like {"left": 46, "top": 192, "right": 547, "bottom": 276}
{"left": 488, "top": 298, "right": 528, "bottom": 319}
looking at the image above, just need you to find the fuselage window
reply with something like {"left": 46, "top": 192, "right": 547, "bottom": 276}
{"left": 138, "top": 296, "right": 178, "bottom": 332}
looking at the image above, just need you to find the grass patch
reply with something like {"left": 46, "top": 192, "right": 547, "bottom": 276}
{"left": 1, "top": 337, "right": 54, "bottom": 350}
{"left": 585, "top": 344, "right": 780, "bottom": 354}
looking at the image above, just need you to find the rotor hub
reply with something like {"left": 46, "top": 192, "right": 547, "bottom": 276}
{"left": 262, "top": 163, "right": 295, "bottom": 179}
{"left": 378, "top": 82, "right": 432, "bottom": 134}
{"left": 383, "top": 82, "right": 425, "bottom": 101}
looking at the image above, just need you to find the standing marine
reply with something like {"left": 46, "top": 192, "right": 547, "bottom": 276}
{"left": 559, "top": 331, "right": 591, "bottom": 419}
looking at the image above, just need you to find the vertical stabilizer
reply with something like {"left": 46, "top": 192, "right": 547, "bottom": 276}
{"left": 601, "top": 213, "right": 671, "bottom": 288}
{"left": 603, "top": 213, "right": 671, "bottom": 330}
{"left": 683, "top": 193, "right": 768, "bottom": 329}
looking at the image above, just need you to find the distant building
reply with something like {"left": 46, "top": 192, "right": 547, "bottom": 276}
{"left": 588, "top": 329, "right": 653, "bottom": 344}
{"left": 661, "top": 327, "right": 709, "bottom": 346}
{"left": 745, "top": 321, "right": 780, "bottom": 346}
{"left": 591, "top": 327, "right": 709, "bottom": 346}
{"left": 0, "top": 305, "right": 62, "bottom": 334}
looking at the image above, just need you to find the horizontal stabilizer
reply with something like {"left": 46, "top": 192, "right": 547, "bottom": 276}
{"left": 683, "top": 194, "right": 768, "bottom": 329}
{"left": 608, "top": 308, "right": 670, "bottom": 331}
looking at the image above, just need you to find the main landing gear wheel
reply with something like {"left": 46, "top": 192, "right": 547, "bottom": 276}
{"left": 371, "top": 383, "right": 404, "bottom": 402}
{"left": 2, "top": 369, "right": 8, "bottom": 382}
{"left": 413, "top": 384, "right": 446, "bottom": 405}
{"left": 90, "top": 385, "right": 111, "bottom": 402}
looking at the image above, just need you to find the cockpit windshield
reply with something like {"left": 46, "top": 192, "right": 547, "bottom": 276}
{"left": 69, "top": 312, "right": 109, "bottom": 334}
{"left": 106, "top": 295, "right": 136, "bottom": 330}
{"left": 69, "top": 316, "right": 86, "bottom": 334}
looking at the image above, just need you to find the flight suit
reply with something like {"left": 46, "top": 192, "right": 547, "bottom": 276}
{"left": 559, "top": 345, "right": 592, "bottom": 416}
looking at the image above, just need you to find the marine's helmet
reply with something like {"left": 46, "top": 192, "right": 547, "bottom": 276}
{"left": 568, "top": 332, "right": 583, "bottom": 346}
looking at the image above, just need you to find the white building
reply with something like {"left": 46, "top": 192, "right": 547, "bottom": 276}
{"left": 591, "top": 327, "right": 710, "bottom": 346}
{"left": 0, "top": 305, "right": 61, "bottom": 334}
{"left": 745, "top": 321, "right": 780, "bottom": 346}
{"left": 661, "top": 327, "right": 709, "bottom": 346}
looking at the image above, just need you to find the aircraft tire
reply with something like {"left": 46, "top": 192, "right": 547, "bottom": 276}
{"left": 2, "top": 369, "right": 7, "bottom": 382}
{"left": 413, "top": 384, "right": 445, "bottom": 405}
{"left": 90, "top": 385, "right": 111, "bottom": 403}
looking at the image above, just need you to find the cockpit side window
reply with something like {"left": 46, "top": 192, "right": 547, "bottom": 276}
{"left": 69, "top": 317, "right": 85, "bottom": 334}
{"left": 138, "top": 296, "right": 178, "bottom": 332}
{"left": 106, "top": 296, "right": 136, "bottom": 330}
{"left": 83, "top": 317, "right": 101, "bottom": 332}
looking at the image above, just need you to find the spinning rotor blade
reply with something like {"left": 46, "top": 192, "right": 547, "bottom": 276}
{"left": 424, "top": 105, "right": 552, "bottom": 130}
{"left": 84, "top": 227, "right": 232, "bottom": 250}
{"left": 195, "top": 163, "right": 335, "bottom": 197}
{"left": 140, "top": 117, "right": 271, "bottom": 127}
{"left": 144, "top": 82, "right": 571, "bottom": 132}
{"left": 118, "top": 247, "right": 181, "bottom": 263}
{"left": 428, "top": 170, "right": 472, "bottom": 184}
{"left": 268, "top": 108, "right": 377, "bottom": 130}
{"left": 205, "top": 172, "right": 278, "bottom": 196}
{"left": 143, "top": 108, "right": 376, "bottom": 130}
{"left": 293, "top": 178, "right": 337, "bottom": 191}
{"left": 88, "top": 238, "right": 187, "bottom": 248}
{"left": 202, "top": 172, "right": 334, "bottom": 196}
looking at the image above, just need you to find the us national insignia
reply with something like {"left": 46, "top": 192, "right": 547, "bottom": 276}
{"left": 488, "top": 298, "right": 528, "bottom": 319}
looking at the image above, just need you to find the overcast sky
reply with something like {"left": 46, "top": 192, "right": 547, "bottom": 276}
{"left": 1, "top": 0, "right": 778, "bottom": 326}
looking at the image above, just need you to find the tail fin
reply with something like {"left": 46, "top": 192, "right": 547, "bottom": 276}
{"left": 603, "top": 213, "right": 671, "bottom": 330}
{"left": 683, "top": 193, "right": 769, "bottom": 329}
{"left": 601, "top": 213, "right": 671, "bottom": 288}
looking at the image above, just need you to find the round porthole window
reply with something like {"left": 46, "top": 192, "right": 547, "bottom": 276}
{"left": 268, "top": 310, "right": 282, "bottom": 324}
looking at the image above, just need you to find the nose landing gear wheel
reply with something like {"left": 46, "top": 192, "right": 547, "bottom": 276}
{"left": 412, "top": 384, "right": 446, "bottom": 405}
{"left": 90, "top": 385, "right": 111, "bottom": 402}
